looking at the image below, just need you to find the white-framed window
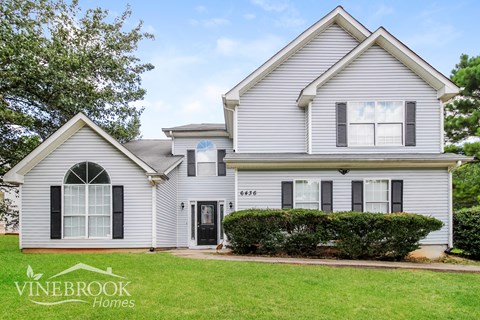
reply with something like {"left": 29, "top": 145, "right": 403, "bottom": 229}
{"left": 63, "top": 162, "right": 111, "bottom": 238}
{"left": 348, "top": 101, "right": 404, "bottom": 146}
{"left": 196, "top": 140, "right": 217, "bottom": 176}
{"left": 364, "top": 179, "right": 390, "bottom": 213}
{"left": 294, "top": 180, "right": 320, "bottom": 209}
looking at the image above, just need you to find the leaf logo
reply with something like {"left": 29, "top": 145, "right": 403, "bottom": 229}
{"left": 26, "top": 265, "right": 43, "bottom": 281}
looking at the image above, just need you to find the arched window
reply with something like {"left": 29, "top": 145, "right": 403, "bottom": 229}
{"left": 196, "top": 140, "right": 217, "bottom": 176}
{"left": 63, "top": 162, "right": 111, "bottom": 238}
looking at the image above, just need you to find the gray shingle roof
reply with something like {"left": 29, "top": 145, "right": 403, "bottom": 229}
{"left": 123, "top": 139, "right": 183, "bottom": 174}
{"left": 162, "top": 123, "right": 226, "bottom": 132}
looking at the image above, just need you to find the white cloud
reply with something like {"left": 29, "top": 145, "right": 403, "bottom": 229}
{"left": 406, "top": 24, "right": 460, "bottom": 48}
{"left": 251, "top": 0, "right": 288, "bottom": 12}
{"left": 189, "top": 17, "right": 230, "bottom": 27}
{"left": 251, "top": 0, "right": 305, "bottom": 28}
{"left": 215, "top": 34, "right": 284, "bottom": 60}
{"left": 216, "top": 37, "right": 238, "bottom": 55}
{"left": 243, "top": 13, "right": 256, "bottom": 20}
{"left": 404, "top": 8, "right": 461, "bottom": 48}
{"left": 180, "top": 84, "right": 228, "bottom": 117}
{"left": 195, "top": 5, "right": 207, "bottom": 14}
{"left": 373, "top": 4, "right": 394, "bottom": 18}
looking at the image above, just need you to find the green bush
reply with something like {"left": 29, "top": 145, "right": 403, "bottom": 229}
{"left": 453, "top": 206, "right": 480, "bottom": 259}
{"left": 223, "top": 209, "right": 443, "bottom": 260}
{"left": 330, "top": 212, "right": 443, "bottom": 260}
{"left": 222, "top": 209, "right": 330, "bottom": 255}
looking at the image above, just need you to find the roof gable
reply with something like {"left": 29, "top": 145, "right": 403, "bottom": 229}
{"left": 297, "top": 27, "right": 459, "bottom": 107}
{"left": 3, "top": 113, "right": 159, "bottom": 184}
{"left": 222, "top": 6, "right": 371, "bottom": 108}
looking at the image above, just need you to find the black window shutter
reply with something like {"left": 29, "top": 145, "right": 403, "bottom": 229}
{"left": 281, "top": 181, "right": 293, "bottom": 209}
{"left": 50, "top": 186, "right": 62, "bottom": 239}
{"left": 187, "top": 150, "right": 196, "bottom": 176}
{"left": 351, "top": 181, "right": 363, "bottom": 212}
{"left": 217, "top": 149, "right": 226, "bottom": 176}
{"left": 391, "top": 180, "right": 403, "bottom": 212}
{"left": 321, "top": 181, "right": 333, "bottom": 212}
{"left": 112, "top": 186, "right": 124, "bottom": 239}
{"left": 336, "top": 102, "right": 348, "bottom": 147}
{"left": 405, "top": 101, "right": 416, "bottom": 146}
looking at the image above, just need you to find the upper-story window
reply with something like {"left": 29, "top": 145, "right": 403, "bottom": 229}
{"left": 196, "top": 140, "right": 217, "bottom": 176}
{"left": 63, "top": 162, "right": 111, "bottom": 238}
{"left": 348, "top": 101, "right": 403, "bottom": 146}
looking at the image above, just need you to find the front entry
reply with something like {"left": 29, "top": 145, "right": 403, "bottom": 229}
{"left": 197, "top": 201, "right": 218, "bottom": 245}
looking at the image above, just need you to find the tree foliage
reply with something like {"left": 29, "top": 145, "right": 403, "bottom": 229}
{"left": 445, "top": 142, "right": 480, "bottom": 209}
{"left": 0, "top": 0, "right": 154, "bottom": 180}
{"left": 444, "top": 54, "right": 480, "bottom": 143}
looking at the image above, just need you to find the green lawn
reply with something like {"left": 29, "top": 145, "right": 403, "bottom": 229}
{"left": 1, "top": 235, "right": 479, "bottom": 320}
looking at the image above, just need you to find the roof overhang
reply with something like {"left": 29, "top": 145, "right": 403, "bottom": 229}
{"left": 3, "top": 113, "right": 160, "bottom": 185}
{"left": 297, "top": 28, "right": 459, "bottom": 107}
{"left": 222, "top": 6, "right": 371, "bottom": 109}
{"left": 163, "top": 130, "right": 229, "bottom": 138}
{"left": 225, "top": 153, "right": 473, "bottom": 170}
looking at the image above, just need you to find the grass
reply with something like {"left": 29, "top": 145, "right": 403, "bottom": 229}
{"left": 1, "top": 235, "right": 480, "bottom": 320}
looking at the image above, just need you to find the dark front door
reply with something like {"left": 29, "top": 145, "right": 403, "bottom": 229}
{"left": 197, "top": 201, "right": 217, "bottom": 245}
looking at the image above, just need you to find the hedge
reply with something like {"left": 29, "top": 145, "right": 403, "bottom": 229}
{"left": 223, "top": 209, "right": 443, "bottom": 260}
{"left": 222, "top": 209, "right": 330, "bottom": 255}
{"left": 453, "top": 206, "right": 480, "bottom": 259}
{"left": 330, "top": 212, "right": 443, "bottom": 260}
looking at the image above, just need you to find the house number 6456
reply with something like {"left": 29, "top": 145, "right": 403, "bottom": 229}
{"left": 240, "top": 191, "right": 256, "bottom": 196}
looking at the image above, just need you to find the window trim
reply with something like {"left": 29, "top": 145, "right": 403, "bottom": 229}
{"left": 293, "top": 179, "right": 321, "bottom": 210}
{"left": 62, "top": 162, "right": 112, "bottom": 240}
{"left": 363, "top": 178, "right": 391, "bottom": 214}
{"left": 196, "top": 140, "right": 218, "bottom": 177}
{"left": 347, "top": 101, "right": 405, "bottom": 147}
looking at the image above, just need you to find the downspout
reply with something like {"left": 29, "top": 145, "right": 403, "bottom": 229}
{"left": 170, "top": 131, "right": 175, "bottom": 155}
{"left": 148, "top": 176, "right": 157, "bottom": 251}
{"left": 446, "top": 160, "right": 461, "bottom": 250}
{"left": 18, "top": 185, "right": 23, "bottom": 250}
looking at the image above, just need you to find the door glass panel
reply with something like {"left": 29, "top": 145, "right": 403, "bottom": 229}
{"left": 201, "top": 205, "right": 214, "bottom": 225}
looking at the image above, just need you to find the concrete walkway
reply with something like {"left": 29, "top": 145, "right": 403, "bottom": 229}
{"left": 168, "top": 249, "right": 480, "bottom": 273}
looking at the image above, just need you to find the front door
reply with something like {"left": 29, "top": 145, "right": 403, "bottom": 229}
{"left": 197, "top": 201, "right": 217, "bottom": 245}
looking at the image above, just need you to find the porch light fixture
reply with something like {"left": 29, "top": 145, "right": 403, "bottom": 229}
{"left": 181, "top": 202, "right": 185, "bottom": 210}
{"left": 338, "top": 169, "right": 350, "bottom": 175}
{"left": 229, "top": 202, "right": 233, "bottom": 209}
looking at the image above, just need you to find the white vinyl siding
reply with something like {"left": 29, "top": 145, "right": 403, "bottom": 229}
{"left": 237, "top": 23, "right": 359, "bottom": 153}
{"left": 312, "top": 45, "right": 442, "bottom": 153}
{"left": 21, "top": 126, "right": 152, "bottom": 248}
{"left": 156, "top": 167, "right": 178, "bottom": 247}
{"left": 174, "top": 137, "right": 235, "bottom": 247}
{"left": 237, "top": 169, "right": 449, "bottom": 245}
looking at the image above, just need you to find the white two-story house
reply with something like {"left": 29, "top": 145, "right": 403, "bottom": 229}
{"left": 4, "top": 6, "right": 470, "bottom": 257}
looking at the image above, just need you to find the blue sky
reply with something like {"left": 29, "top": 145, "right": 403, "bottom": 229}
{"left": 85, "top": 0, "right": 480, "bottom": 139}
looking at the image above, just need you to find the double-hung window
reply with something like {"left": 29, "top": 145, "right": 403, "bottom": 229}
{"left": 63, "top": 162, "right": 111, "bottom": 238}
{"left": 364, "top": 179, "right": 390, "bottom": 213}
{"left": 348, "top": 101, "right": 404, "bottom": 146}
{"left": 294, "top": 180, "right": 320, "bottom": 209}
{"left": 196, "top": 140, "right": 217, "bottom": 176}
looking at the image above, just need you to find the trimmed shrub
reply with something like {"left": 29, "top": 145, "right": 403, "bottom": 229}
{"left": 454, "top": 206, "right": 480, "bottom": 259}
{"left": 330, "top": 212, "right": 443, "bottom": 260}
{"left": 222, "top": 209, "right": 330, "bottom": 255}
{"left": 224, "top": 209, "right": 443, "bottom": 260}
